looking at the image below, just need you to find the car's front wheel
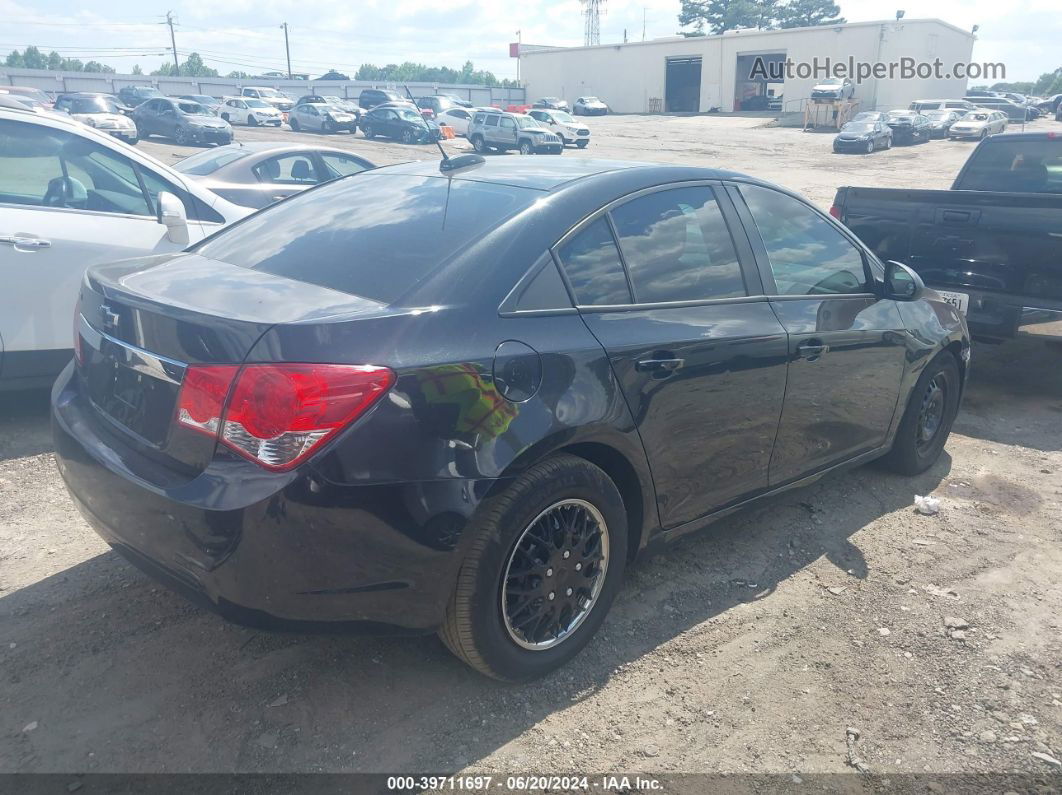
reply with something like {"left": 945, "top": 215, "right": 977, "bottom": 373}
{"left": 471, "top": 134, "right": 487, "bottom": 153}
{"left": 401, "top": 128, "right": 416, "bottom": 144}
{"left": 174, "top": 127, "right": 189, "bottom": 145}
{"left": 880, "top": 352, "right": 961, "bottom": 475}
{"left": 440, "top": 454, "right": 628, "bottom": 681}
{"left": 519, "top": 139, "right": 534, "bottom": 155}
{"left": 290, "top": 117, "right": 300, "bottom": 131}
{"left": 865, "top": 140, "right": 874, "bottom": 154}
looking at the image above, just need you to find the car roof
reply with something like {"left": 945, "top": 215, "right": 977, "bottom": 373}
{"left": 980, "top": 131, "right": 1061, "bottom": 141}
{"left": 372, "top": 158, "right": 752, "bottom": 192}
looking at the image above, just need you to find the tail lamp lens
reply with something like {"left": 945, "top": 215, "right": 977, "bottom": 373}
{"left": 176, "top": 363, "right": 394, "bottom": 471}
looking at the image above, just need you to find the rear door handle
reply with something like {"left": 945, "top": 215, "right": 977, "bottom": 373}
{"left": 796, "top": 340, "right": 830, "bottom": 361}
{"left": 636, "top": 357, "right": 685, "bottom": 374}
{"left": 0, "top": 235, "right": 52, "bottom": 251}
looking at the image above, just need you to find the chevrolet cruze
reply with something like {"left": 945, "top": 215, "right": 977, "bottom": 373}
{"left": 53, "top": 157, "right": 969, "bottom": 681}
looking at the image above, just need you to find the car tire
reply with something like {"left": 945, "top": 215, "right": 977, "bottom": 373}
{"left": 362, "top": 125, "right": 374, "bottom": 139}
{"left": 174, "top": 127, "right": 189, "bottom": 145}
{"left": 135, "top": 123, "right": 148, "bottom": 140}
{"left": 979, "top": 129, "right": 988, "bottom": 140}
{"left": 879, "top": 352, "right": 961, "bottom": 476}
{"left": 885, "top": 136, "right": 892, "bottom": 149}
{"left": 401, "top": 128, "right": 416, "bottom": 144}
{"left": 576, "top": 140, "right": 588, "bottom": 149}
{"left": 439, "top": 454, "right": 628, "bottom": 682}
{"left": 220, "top": 113, "right": 229, "bottom": 122}
{"left": 248, "top": 115, "right": 258, "bottom": 127}
{"left": 471, "top": 134, "right": 487, "bottom": 153}
{"left": 519, "top": 139, "right": 534, "bottom": 155}
{"left": 290, "top": 117, "right": 300, "bottom": 131}
{"left": 865, "top": 140, "right": 874, "bottom": 154}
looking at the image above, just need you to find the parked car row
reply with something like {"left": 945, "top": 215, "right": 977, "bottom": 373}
{"left": 832, "top": 101, "right": 1024, "bottom": 155}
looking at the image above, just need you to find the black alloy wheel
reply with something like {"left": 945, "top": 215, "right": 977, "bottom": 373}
{"left": 501, "top": 499, "right": 609, "bottom": 650}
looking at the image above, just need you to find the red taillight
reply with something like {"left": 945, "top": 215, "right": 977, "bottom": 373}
{"left": 829, "top": 205, "right": 842, "bottom": 220}
{"left": 176, "top": 363, "right": 394, "bottom": 471}
{"left": 73, "top": 298, "right": 83, "bottom": 366}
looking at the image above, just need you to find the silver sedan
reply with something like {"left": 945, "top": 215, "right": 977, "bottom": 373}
{"left": 172, "top": 141, "right": 374, "bottom": 209}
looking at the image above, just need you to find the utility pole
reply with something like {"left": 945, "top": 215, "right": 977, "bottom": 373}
{"left": 281, "top": 22, "right": 292, "bottom": 80}
{"left": 165, "top": 11, "right": 179, "bottom": 75}
{"left": 642, "top": 7, "right": 647, "bottom": 41}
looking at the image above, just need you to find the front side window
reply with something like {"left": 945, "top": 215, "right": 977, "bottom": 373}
{"left": 739, "top": 184, "right": 868, "bottom": 296}
{"left": 485, "top": 115, "right": 500, "bottom": 127}
{"left": 0, "top": 119, "right": 150, "bottom": 216}
{"left": 610, "top": 186, "right": 745, "bottom": 303}
{"left": 555, "top": 217, "right": 631, "bottom": 306}
{"left": 500, "top": 117, "right": 516, "bottom": 130}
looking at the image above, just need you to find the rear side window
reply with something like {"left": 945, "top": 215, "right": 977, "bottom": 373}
{"left": 609, "top": 186, "right": 745, "bottom": 303}
{"left": 195, "top": 174, "right": 537, "bottom": 304}
{"left": 739, "top": 184, "right": 868, "bottom": 296}
{"left": 956, "top": 139, "right": 1062, "bottom": 193}
{"left": 555, "top": 217, "right": 631, "bottom": 306}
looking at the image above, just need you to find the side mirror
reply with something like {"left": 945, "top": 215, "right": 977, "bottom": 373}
{"left": 883, "top": 260, "right": 925, "bottom": 301}
{"left": 156, "top": 191, "right": 189, "bottom": 246}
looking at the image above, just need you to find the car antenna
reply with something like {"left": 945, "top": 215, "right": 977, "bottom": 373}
{"left": 402, "top": 83, "right": 485, "bottom": 173}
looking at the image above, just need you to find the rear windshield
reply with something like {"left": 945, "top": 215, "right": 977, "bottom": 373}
{"left": 956, "top": 139, "right": 1062, "bottom": 193}
{"left": 194, "top": 174, "right": 537, "bottom": 304}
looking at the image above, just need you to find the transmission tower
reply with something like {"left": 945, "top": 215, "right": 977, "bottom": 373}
{"left": 581, "top": 0, "right": 604, "bottom": 46}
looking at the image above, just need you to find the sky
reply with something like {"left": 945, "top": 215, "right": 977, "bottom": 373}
{"left": 1, "top": 0, "right": 1059, "bottom": 83}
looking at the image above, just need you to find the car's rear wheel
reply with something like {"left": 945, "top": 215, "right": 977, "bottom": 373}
{"left": 471, "top": 134, "right": 487, "bottom": 153}
{"left": 880, "top": 352, "right": 961, "bottom": 475}
{"left": 440, "top": 454, "right": 628, "bottom": 681}
{"left": 290, "top": 117, "right": 300, "bottom": 131}
{"left": 519, "top": 139, "right": 534, "bottom": 155}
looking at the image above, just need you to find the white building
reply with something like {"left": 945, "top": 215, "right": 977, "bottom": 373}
{"left": 520, "top": 18, "right": 976, "bottom": 115}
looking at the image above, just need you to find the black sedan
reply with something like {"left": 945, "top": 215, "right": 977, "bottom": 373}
{"left": 533, "top": 96, "right": 570, "bottom": 111}
{"left": 924, "top": 109, "right": 962, "bottom": 138}
{"left": 53, "top": 158, "right": 969, "bottom": 682}
{"left": 173, "top": 141, "right": 373, "bottom": 208}
{"left": 833, "top": 120, "right": 892, "bottom": 153}
{"left": 885, "top": 110, "right": 932, "bottom": 144}
{"left": 359, "top": 105, "right": 440, "bottom": 143}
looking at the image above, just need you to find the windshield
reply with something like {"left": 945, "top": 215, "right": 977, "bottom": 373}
{"left": 194, "top": 174, "right": 538, "bottom": 304}
{"left": 820, "top": 79, "right": 842, "bottom": 86}
{"left": 582, "top": 97, "right": 600, "bottom": 103}
{"left": 924, "top": 111, "right": 952, "bottom": 120}
{"left": 245, "top": 99, "right": 271, "bottom": 109}
{"left": 841, "top": 122, "right": 875, "bottom": 132}
{"left": 966, "top": 113, "right": 990, "bottom": 121}
{"left": 11, "top": 88, "right": 51, "bottom": 103}
{"left": 257, "top": 88, "right": 283, "bottom": 98}
{"left": 888, "top": 111, "right": 914, "bottom": 119}
{"left": 177, "top": 101, "right": 211, "bottom": 115}
{"left": 187, "top": 95, "right": 214, "bottom": 104}
{"left": 515, "top": 116, "right": 541, "bottom": 129}
{"left": 957, "top": 139, "right": 1062, "bottom": 193}
{"left": 552, "top": 111, "right": 574, "bottom": 122}
{"left": 69, "top": 97, "right": 120, "bottom": 114}
{"left": 135, "top": 88, "right": 162, "bottom": 99}
{"left": 397, "top": 108, "right": 424, "bottom": 122}
{"left": 174, "top": 147, "right": 251, "bottom": 176}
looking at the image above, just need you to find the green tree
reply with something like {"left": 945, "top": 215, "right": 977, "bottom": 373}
{"left": 227, "top": 70, "right": 252, "bottom": 79}
{"left": 151, "top": 52, "right": 218, "bottom": 77}
{"left": 21, "top": 45, "right": 47, "bottom": 69}
{"left": 131, "top": 64, "right": 143, "bottom": 75}
{"left": 5, "top": 50, "right": 25, "bottom": 68}
{"left": 679, "top": 0, "right": 769, "bottom": 34}
{"left": 83, "top": 61, "right": 114, "bottom": 73}
{"left": 776, "top": 0, "right": 844, "bottom": 28}
{"left": 47, "top": 50, "right": 63, "bottom": 70}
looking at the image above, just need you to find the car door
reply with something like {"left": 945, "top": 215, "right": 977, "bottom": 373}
{"left": 553, "top": 183, "right": 790, "bottom": 528}
{"left": 498, "top": 116, "right": 519, "bottom": 149}
{"left": 316, "top": 151, "right": 371, "bottom": 181}
{"left": 0, "top": 117, "right": 205, "bottom": 377}
{"left": 251, "top": 152, "right": 319, "bottom": 204}
{"left": 729, "top": 182, "right": 908, "bottom": 486}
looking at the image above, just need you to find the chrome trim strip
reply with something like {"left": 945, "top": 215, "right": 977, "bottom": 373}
{"left": 78, "top": 313, "right": 187, "bottom": 385}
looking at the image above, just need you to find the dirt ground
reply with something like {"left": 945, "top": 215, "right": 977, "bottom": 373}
{"left": 1, "top": 113, "right": 1061, "bottom": 779}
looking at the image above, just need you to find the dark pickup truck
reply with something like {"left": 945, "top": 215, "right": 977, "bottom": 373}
{"left": 832, "top": 132, "right": 1062, "bottom": 343}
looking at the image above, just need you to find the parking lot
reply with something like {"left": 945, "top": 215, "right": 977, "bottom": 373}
{"left": 2, "top": 112, "right": 1061, "bottom": 777}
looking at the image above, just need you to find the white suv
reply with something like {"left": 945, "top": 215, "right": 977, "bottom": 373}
{"left": 0, "top": 107, "right": 250, "bottom": 390}
{"left": 240, "top": 87, "right": 294, "bottom": 113}
{"left": 527, "top": 108, "right": 591, "bottom": 148}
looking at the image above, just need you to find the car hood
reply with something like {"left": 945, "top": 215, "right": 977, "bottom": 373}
{"left": 813, "top": 84, "right": 843, "bottom": 92}
{"left": 73, "top": 112, "right": 133, "bottom": 126}
{"left": 580, "top": 101, "right": 606, "bottom": 107}
{"left": 837, "top": 131, "right": 871, "bottom": 139}
{"left": 187, "top": 114, "right": 229, "bottom": 126}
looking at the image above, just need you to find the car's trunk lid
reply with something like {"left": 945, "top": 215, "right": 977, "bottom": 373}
{"left": 77, "top": 252, "right": 387, "bottom": 477}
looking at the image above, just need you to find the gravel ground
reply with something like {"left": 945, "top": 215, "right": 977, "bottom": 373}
{"left": 1, "top": 113, "right": 1060, "bottom": 778}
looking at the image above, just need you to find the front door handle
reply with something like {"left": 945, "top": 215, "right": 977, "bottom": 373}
{"left": 636, "top": 357, "right": 685, "bottom": 374}
{"left": 796, "top": 340, "right": 830, "bottom": 361}
{"left": 0, "top": 235, "right": 52, "bottom": 251}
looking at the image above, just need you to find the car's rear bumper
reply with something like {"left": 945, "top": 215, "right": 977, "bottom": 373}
{"left": 51, "top": 364, "right": 476, "bottom": 633}
{"left": 926, "top": 285, "right": 1062, "bottom": 342}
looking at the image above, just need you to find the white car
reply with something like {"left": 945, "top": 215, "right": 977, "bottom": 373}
{"left": 0, "top": 106, "right": 250, "bottom": 390}
{"left": 572, "top": 96, "right": 608, "bottom": 116}
{"left": 240, "top": 87, "right": 294, "bottom": 113}
{"left": 220, "top": 97, "right": 283, "bottom": 127}
{"left": 53, "top": 93, "right": 139, "bottom": 143}
{"left": 435, "top": 107, "right": 477, "bottom": 136}
{"left": 527, "top": 108, "right": 591, "bottom": 148}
